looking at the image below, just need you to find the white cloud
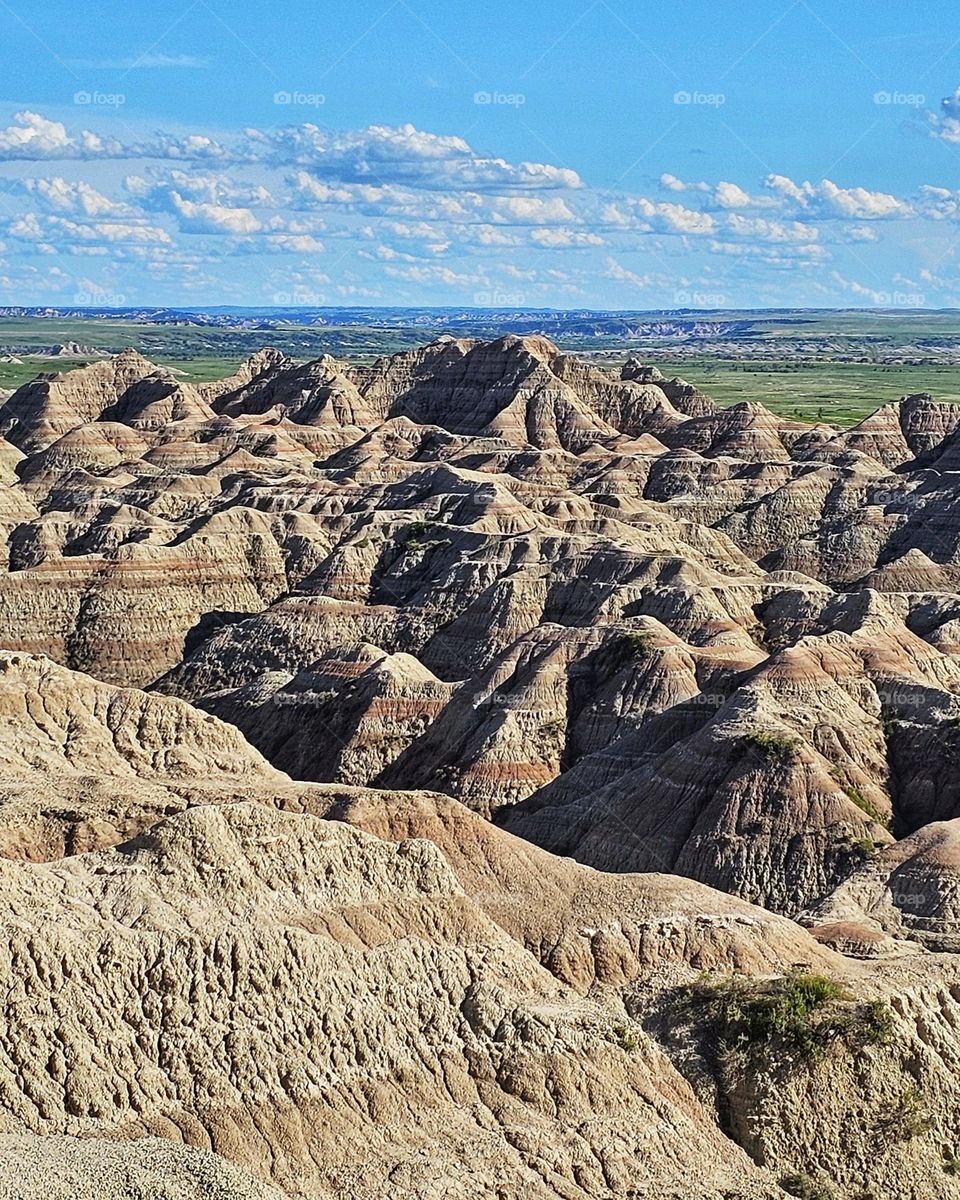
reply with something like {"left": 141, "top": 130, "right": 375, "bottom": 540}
{"left": 0, "top": 111, "right": 76, "bottom": 158}
{"left": 492, "top": 195, "right": 575, "bottom": 224}
{"left": 9, "top": 212, "right": 171, "bottom": 246}
{"left": 763, "top": 174, "right": 912, "bottom": 218}
{"left": 725, "top": 213, "right": 818, "bottom": 243}
{"left": 927, "top": 86, "right": 960, "bottom": 143}
{"left": 22, "top": 177, "right": 131, "bottom": 218}
{"left": 633, "top": 198, "right": 716, "bottom": 235}
{"left": 169, "top": 193, "right": 261, "bottom": 235}
{"left": 530, "top": 228, "right": 604, "bottom": 247}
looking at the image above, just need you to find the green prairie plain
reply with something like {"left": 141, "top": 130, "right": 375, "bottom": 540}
{"left": 2, "top": 308, "right": 960, "bottom": 428}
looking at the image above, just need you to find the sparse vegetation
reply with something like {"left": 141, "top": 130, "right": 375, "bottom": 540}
{"left": 832, "top": 776, "right": 888, "bottom": 827}
{"left": 672, "top": 971, "right": 894, "bottom": 1066}
{"left": 874, "top": 1087, "right": 934, "bottom": 1142}
{"left": 744, "top": 729, "right": 802, "bottom": 762}
{"left": 779, "top": 1171, "right": 837, "bottom": 1200}
{"left": 403, "top": 519, "right": 451, "bottom": 553}
{"left": 606, "top": 631, "right": 654, "bottom": 673}
{"left": 944, "top": 1156, "right": 960, "bottom": 1176}
{"left": 539, "top": 717, "right": 565, "bottom": 737}
{"left": 879, "top": 706, "right": 899, "bottom": 741}
{"left": 611, "top": 1023, "right": 639, "bottom": 1052}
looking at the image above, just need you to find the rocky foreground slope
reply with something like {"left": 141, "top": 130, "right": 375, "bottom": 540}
{"left": 1, "top": 341, "right": 960, "bottom": 1196}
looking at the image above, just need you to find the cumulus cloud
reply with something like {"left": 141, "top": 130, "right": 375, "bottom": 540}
{"left": 0, "top": 112, "right": 77, "bottom": 158}
{"left": 168, "top": 193, "right": 262, "bottom": 235}
{"left": 725, "top": 214, "right": 818, "bottom": 243}
{"left": 530, "top": 228, "right": 604, "bottom": 247}
{"left": 22, "top": 177, "right": 132, "bottom": 218}
{"left": 9, "top": 211, "right": 171, "bottom": 246}
{"left": 246, "top": 122, "right": 582, "bottom": 192}
{"left": 659, "top": 174, "right": 772, "bottom": 210}
{"left": 0, "top": 106, "right": 953, "bottom": 306}
{"left": 632, "top": 198, "right": 716, "bottom": 235}
{"left": 127, "top": 170, "right": 274, "bottom": 208}
{"left": 492, "top": 195, "right": 575, "bottom": 224}
{"left": 764, "top": 174, "right": 912, "bottom": 218}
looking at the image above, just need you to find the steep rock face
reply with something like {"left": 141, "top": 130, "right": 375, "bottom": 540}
{"left": 213, "top": 354, "right": 376, "bottom": 429}
{"left": 805, "top": 820, "right": 960, "bottom": 950}
{"left": 0, "top": 350, "right": 163, "bottom": 452}
{"left": 0, "top": 802, "right": 782, "bottom": 1200}
{"left": 621, "top": 360, "right": 719, "bottom": 417}
{"left": 645, "top": 953, "right": 960, "bottom": 1200}
{"left": 3, "top": 346, "right": 960, "bottom": 930}
{"left": 0, "top": 506, "right": 288, "bottom": 685}
{"left": 102, "top": 376, "right": 216, "bottom": 430}
{"left": 198, "top": 347, "right": 289, "bottom": 405}
{"left": 200, "top": 644, "right": 458, "bottom": 785}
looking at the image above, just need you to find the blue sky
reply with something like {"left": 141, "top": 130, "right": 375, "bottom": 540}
{"left": 1, "top": 0, "right": 960, "bottom": 308}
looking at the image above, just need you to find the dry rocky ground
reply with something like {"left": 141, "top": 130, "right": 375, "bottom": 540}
{"left": 0, "top": 338, "right": 959, "bottom": 1196}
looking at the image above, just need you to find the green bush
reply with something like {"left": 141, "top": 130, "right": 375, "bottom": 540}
{"left": 402, "top": 519, "right": 450, "bottom": 553}
{"left": 745, "top": 729, "right": 802, "bottom": 762}
{"left": 611, "top": 1023, "right": 639, "bottom": 1052}
{"left": 610, "top": 631, "right": 654, "bottom": 666}
{"left": 673, "top": 971, "right": 893, "bottom": 1065}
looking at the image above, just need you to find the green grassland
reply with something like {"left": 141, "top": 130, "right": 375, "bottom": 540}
{"left": 652, "top": 360, "right": 960, "bottom": 426}
{"left": 3, "top": 310, "right": 960, "bottom": 428}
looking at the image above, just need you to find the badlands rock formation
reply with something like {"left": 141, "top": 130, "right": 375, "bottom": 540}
{"left": 2, "top": 341, "right": 960, "bottom": 1196}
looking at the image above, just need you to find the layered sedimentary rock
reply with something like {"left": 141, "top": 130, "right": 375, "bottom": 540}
{"left": 3, "top": 343, "right": 960, "bottom": 917}
{"left": 0, "top": 801, "right": 785, "bottom": 1200}
{"left": 3, "top": 331, "right": 960, "bottom": 1197}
